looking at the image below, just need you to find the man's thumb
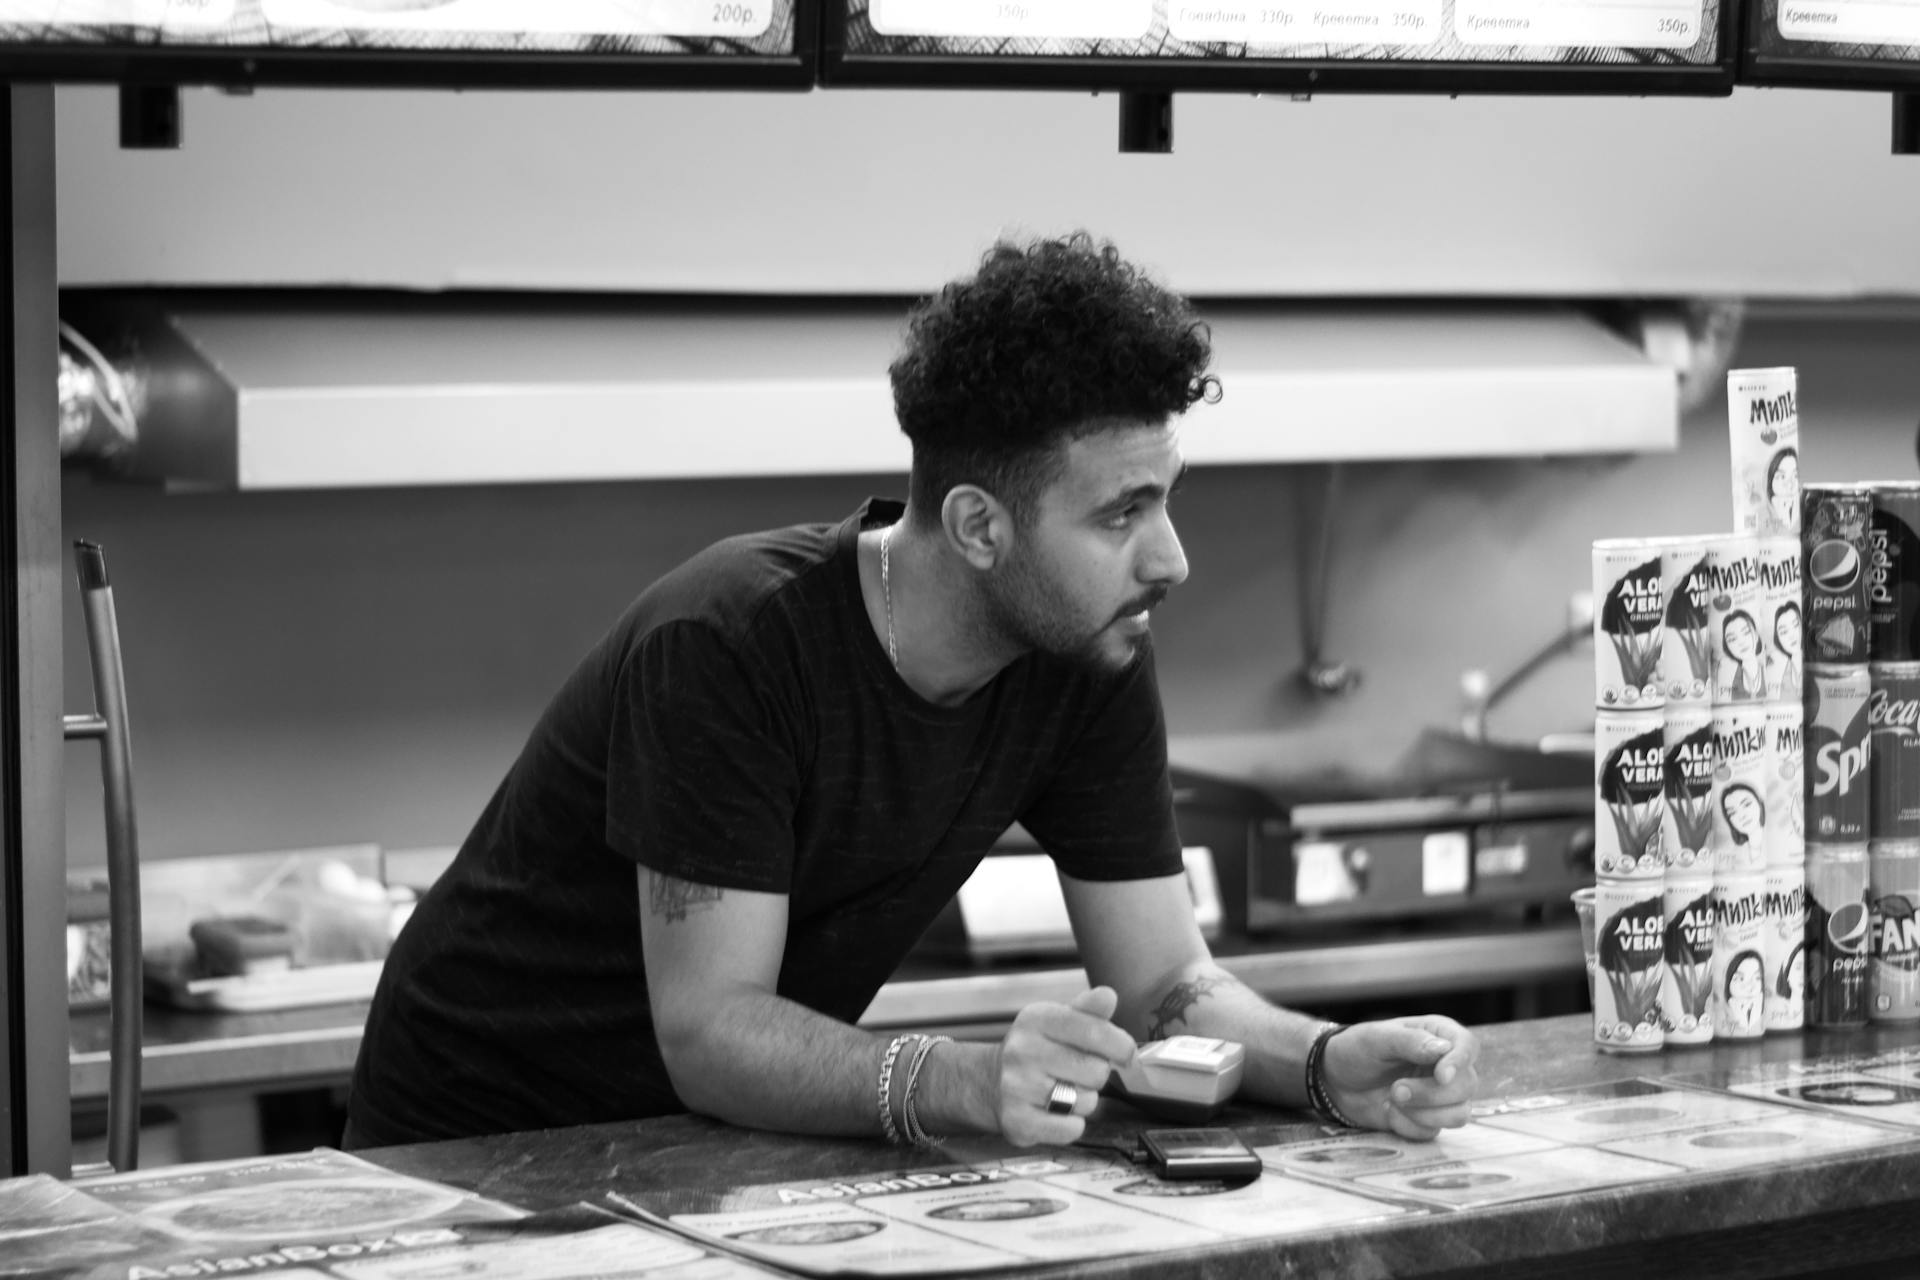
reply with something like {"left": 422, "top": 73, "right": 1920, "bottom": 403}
{"left": 1070, "top": 985, "right": 1120, "bottom": 1020}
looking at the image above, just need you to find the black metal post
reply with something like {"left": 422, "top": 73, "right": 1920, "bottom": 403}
{"left": 1118, "top": 91, "right": 1173, "bottom": 154}
{"left": 1896, "top": 92, "right": 1920, "bottom": 156}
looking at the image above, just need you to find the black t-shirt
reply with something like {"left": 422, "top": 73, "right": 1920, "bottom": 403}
{"left": 348, "top": 499, "right": 1184, "bottom": 1144}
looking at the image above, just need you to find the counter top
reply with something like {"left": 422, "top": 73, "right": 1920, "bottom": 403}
{"left": 70, "top": 920, "right": 1580, "bottom": 1103}
{"left": 356, "top": 1015, "right": 1920, "bottom": 1280}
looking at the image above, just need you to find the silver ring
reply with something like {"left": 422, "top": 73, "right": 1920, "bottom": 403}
{"left": 1046, "top": 1082, "right": 1079, "bottom": 1116}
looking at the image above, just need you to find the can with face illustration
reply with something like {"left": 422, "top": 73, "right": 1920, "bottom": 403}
{"left": 1803, "top": 484, "right": 1872, "bottom": 667}
{"left": 1704, "top": 535, "right": 1765, "bottom": 707}
{"left": 1662, "top": 705, "right": 1716, "bottom": 877}
{"left": 1870, "top": 661, "right": 1920, "bottom": 842}
{"left": 1710, "top": 705, "right": 1769, "bottom": 876}
{"left": 1728, "top": 367, "right": 1800, "bottom": 540}
{"left": 1660, "top": 873, "right": 1717, "bottom": 1045}
{"left": 1870, "top": 840, "right": 1920, "bottom": 1023}
{"left": 1595, "top": 709, "right": 1669, "bottom": 881}
{"left": 1870, "top": 482, "right": 1920, "bottom": 663}
{"left": 1806, "top": 664, "right": 1872, "bottom": 844}
{"left": 1654, "top": 536, "right": 1713, "bottom": 706}
{"left": 1757, "top": 536, "right": 1804, "bottom": 703}
{"left": 1593, "top": 878, "right": 1666, "bottom": 1053}
{"left": 1806, "top": 842, "right": 1871, "bottom": 1028}
{"left": 1593, "top": 539, "right": 1665, "bottom": 710}
{"left": 1763, "top": 862, "right": 1807, "bottom": 1034}
{"left": 1712, "top": 871, "right": 1769, "bottom": 1040}
{"left": 1764, "top": 699, "right": 1805, "bottom": 865}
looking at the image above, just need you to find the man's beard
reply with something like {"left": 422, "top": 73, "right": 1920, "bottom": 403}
{"left": 983, "top": 549, "right": 1157, "bottom": 674}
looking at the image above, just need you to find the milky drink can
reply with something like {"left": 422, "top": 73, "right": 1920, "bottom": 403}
{"left": 1764, "top": 699, "right": 1805, "bottom": 865}
{"left": 1803, "top": 484, "right": 1872, "bottom": 666}
{"left": 1713, "top": 871, "right": 1769, "bottom": 1040}
{"left": 1661, "top": 873, "right": 1717, "bottom": 1045}
{"left": 1806, "top": 664, "right": 1872, "bottom": 845}
{"left": 1593, "top": 878, "right": 1667, "bottom": 1053}
{"left": 1806, "top": 843, "right": 1871, "bottom": 1029}
{"left": 1870, "top": 482, "right": 1920, "bottom": 663}
{"left": 1595, "top": 708, "right": 1669, "bottom": 881}
{"left": 1710, "top": 704, "right": 1769, "bottom": 876}
{"left": 1662, "top": 705, "right": 1717, "bottom": 877}
{"left": 1758, "top": 536, "right": 1804, "bottom": 703}
{"left": 1728, "top": 367, "right": 1801, "bottom": 540}
{"left": 1870, "top": 661, "right": 1920, "bottom": 842}
{"left": 1870, "top": 839, "right": 1920, "bottom": 1024}
{"left": 1594, "top": 538, "right": 1666, "bottom": 710}
{"left": 1763, "top": 862, "right": 1807, "bottom": 1034}
{"left": 1705, "top": 535, "right": 1766, "bottom": 706}
{"left": 1654, "top": 536, "right": 1713, "bottom": 706}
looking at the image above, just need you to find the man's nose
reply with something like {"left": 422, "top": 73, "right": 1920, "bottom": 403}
{"left": 1145, "top": 512, "right": 1189, "bottom": 588}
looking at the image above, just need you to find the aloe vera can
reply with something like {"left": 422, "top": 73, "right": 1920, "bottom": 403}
{"left": 1594, "top": 538, "right": 1665, "bottom": 710}
{"left": 1661, "top": 874, "right": 1717, "bottom": 1045}
{"left": 1655, "top": 536, "right": 1712, "bottom": 706}
{"left": 1596, "top": 708, "right": 1669, "bottom": 880}
{"left": 1662, "top": 706, "right": 1716, "bottom": 877}
{"left": 1594, "top": 879, "right": 1666, "bottom": 1053}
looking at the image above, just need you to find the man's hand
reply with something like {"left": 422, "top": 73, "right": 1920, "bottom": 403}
{"left": 1319, "top": 1016, "right": 1480, "bottom": 1140}
{"left": 991, "top": 986, "right": 1136, "bottom": 1147}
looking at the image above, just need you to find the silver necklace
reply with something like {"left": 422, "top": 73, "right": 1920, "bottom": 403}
{"left": 880, "top": 526, "right": 899, "bottom": 669}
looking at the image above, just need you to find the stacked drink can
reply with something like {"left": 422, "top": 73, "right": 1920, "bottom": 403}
{"left": 1866, "top": 482, "right": 1920, "bottom": 1024}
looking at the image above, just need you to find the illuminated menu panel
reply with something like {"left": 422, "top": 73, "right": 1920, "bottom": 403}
{"left": 0, "top": 0, "right": 776, "bottom": 36}
{"left": 1168, "top": 2, "right": 1443, "bottom": 46}
{"left": 1774, "top": 0, "right": 1920, "bottom": 42}
{"left": 868, "top": 0, "right": 1153, "bottom": 38}
{"left": 1455, "top": 0, "right": 1700, "bottom": 47}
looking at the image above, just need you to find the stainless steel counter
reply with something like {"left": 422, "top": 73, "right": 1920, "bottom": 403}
{"left": 70, "top": 921, "right": 1580, "bottom": 1103}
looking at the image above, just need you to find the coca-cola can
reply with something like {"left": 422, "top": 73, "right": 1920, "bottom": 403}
{"left": 1595, "top": 709, "right": 1668, "bottom": 880}
{"left": 1662, "top": 705, "right": 1716, "bottom": 877}
{"left": 1869, "top": 482, "right": 1920, "bottom": 663}
{"left": 1711, "top": 705, "right": 1769, "bottom": 876}
{"left": 1661, "top": 874, "right": 1717, "bottom": 1045}
{"left": 1706, "top": 535, "right": 1766, "bottom": 706}
{"left": 1764, "top": 699, "right": 1805, "bottom": 865}
{"left": 1728, "top": 367, "right": 1801, "bottom": 540}
{"left": 1654, "top": 536, "right": 1713, "bottom": 706}
{"left": 1803, "top": 484, "right": 1872, "bottom": 666}
{"left": 1870, "top": 840, "right": 1920, "bottom": 1024}
{"left": 1713, "top": 871, "right": 1769, "bottom": 1040}
{"left": 1806, "top": 664, "right": 1872, "bottom": 844}
{"left": 1757, "top": 536, "right": 1804, "bottom": 703}
{"left": 1764, "top": 862, "right": 1807, "bottom": 1033}
{"left": 1870, "top": 661, "right": 1920, "bottom": 842}
{"left": 1806, "top": 843, "right": 1872, "bottom": 1028}
{"left": 1593, "top": 878, "right": 1666, "bottom": 1053}
{"left": 1593, "top": 539, "right": 1665, "bottom": 709}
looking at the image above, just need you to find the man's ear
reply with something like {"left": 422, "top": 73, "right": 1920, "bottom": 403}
{"left": 940, "top": 485, "right": 1013, "bottom": 571}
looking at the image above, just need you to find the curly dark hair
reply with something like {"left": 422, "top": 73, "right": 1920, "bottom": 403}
{"left": 889, "top": 232, "right": 1220, "bottom": 524}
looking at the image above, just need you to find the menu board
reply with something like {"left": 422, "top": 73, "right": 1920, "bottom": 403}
{"left": 1742, "top": 0, "right": 1920, "bottom": 88}
{"left": 0, "top": 0, "right": 813, "bottom": 86}
{"left": 824, "top": 0, "right": 1731, "bottom": 93}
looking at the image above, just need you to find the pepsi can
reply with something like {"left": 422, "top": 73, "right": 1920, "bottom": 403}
{"left": 1806, "top": 664, "right": 1872, "bottom": 844}
{"left": 1804, "top": 484, "right": 1872, "bottom": 666}
{"left": 1806, "top": 843, "right": 1871, "bottom": 1028}
{"left": 1869, "top": 482, "right": 1920, "bottom": 663}
{"left": 1870, "top": 661, "right": 1920, "bottom": 842}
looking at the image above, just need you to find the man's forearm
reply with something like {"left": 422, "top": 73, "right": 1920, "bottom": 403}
{"left": 665, "top": 990, "right": 895, "bottom": 1136}
{"left": 1123, "top": 964, "right": 1330, "bottom": 1109}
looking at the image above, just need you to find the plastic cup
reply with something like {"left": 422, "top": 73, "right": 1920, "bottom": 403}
{"left": 1572, "top": 885, "right": 1598, "bottom": 1005}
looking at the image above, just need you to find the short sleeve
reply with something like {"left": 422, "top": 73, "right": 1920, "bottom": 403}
{"left": 605, "top": 619, "right": 803, "bottom": 893}
{"left": 1017, "top": 646, "right": 1184, "bottom": 882}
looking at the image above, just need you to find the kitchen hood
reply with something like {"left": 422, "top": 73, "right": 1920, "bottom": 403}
{"left": 61, "top": 293, "right": 1680, "bottom": 492}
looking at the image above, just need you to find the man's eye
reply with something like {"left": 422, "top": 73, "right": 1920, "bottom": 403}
{"left": 1105, "top": 508, "right": 1137, "bottom": 529}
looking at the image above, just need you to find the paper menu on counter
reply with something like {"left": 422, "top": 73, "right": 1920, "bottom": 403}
{"left": 0, "top": 1175, "right": 180, "bottom": 1279}
{"left": 76, "top": 1148, "right": 523, "bottom": 1246}
{"left": 1664, "top": 1046, "right": 1920, "bottom": 1130}
{"left": 609, "top": 1150, "right": 1424, "bottom": 1276}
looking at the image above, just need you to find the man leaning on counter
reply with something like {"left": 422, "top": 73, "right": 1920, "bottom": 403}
{"left": 343, "top": 231, "right": 1481, "bottom": 1152}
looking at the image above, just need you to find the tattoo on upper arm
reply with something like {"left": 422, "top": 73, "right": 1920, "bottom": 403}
{"left": 649, "top": 873, "right": 724, "bottom": 923}
{"left": 1145, "top": 974, "right": 1246, "bottom": 1041}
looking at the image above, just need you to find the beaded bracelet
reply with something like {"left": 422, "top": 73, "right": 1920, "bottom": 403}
{"left": 877, "top": 1034, "right": 913, "bottom": 1145}
{"left": 900, "top": 1034, "right": 953, "bottom": 1149}
{"left": 1304, "top": 1022, "right": 1360, "bottom": 1129}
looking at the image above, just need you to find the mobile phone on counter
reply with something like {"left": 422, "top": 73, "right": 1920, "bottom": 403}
{"left": 1140, "top": 1128, "right": 1263, "bottom": 1182}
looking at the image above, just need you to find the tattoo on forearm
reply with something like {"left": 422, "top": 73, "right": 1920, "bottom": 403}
{"left": 650, "top": 874, "right": 724, "bottom": 923}
{"left": 1145, "top": 974, "right": 1246, "bottom": 1041}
